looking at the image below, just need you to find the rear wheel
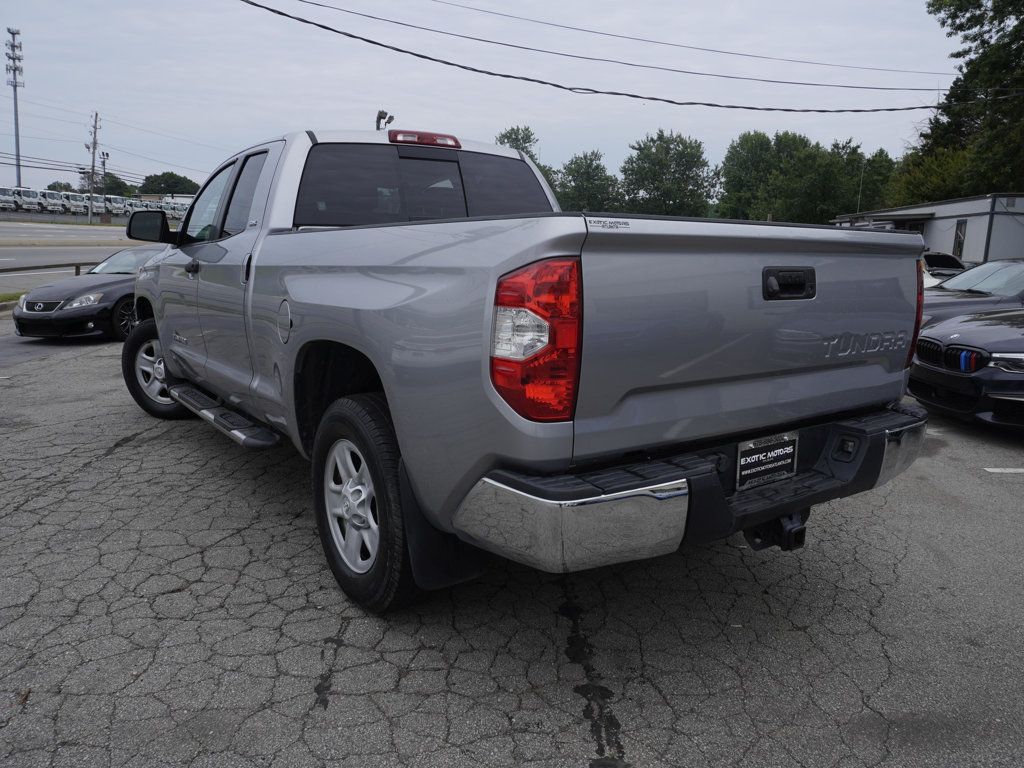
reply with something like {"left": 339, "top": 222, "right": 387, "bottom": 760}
{"left": 121, "top": 319, "right": 190, "bottom": 419}
{"left": 312, "top": 394, "right": 418, "bottom": 612}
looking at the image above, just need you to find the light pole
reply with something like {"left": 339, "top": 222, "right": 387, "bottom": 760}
{"left": 100, "top": 151, "right": 109, "bottom": 195}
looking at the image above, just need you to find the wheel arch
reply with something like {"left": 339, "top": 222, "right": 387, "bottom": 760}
{"left": 293, "top": 340, "right": 386, "bottom": 455}
{"left": 134, "top": 294, "right": 155, "bottom": 322}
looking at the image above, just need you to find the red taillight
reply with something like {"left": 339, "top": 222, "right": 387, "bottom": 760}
{"left": 906, "top": 258, "right": 925, "bottom": 368}
{"left": 387, "top": 129, "right": 461, "bottom": 149}
{"left": 490, "top": 258, "right": 582, "bottom": 422}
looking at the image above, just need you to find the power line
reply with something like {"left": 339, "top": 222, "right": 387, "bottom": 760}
{"left": 7, "top": 109, "right": 208, "bottom": 174}
{"left": 0, "top": 158, "right": 148, "bottom": 184}
{"left": 290, "top": 0, "right": 944, "bottom": 92}
{"left": 102, "top": 142, "right": 209, "bottom": 174}
{"left": 0, "top": 151, "right": 154, "bottom": 183}
{"left": 104, "top": 116, "right": 231, "bottom": 152}
{"left": 17, "top": 109, "right": 89, "bottom": 127}
{"left": 0, "top": 131, "right": 80, "bottom": 144}
{"left": 237, "top": 0, "right": 1013, "bottom": 114}
{"left": 429, "top": 0, "right": 956, "bottom": 77}
{"left": 0, "top": 93, "right": 233, "bottom": 152}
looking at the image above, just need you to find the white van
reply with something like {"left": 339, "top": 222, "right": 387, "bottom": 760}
{"left": 14, "top": 188, "right": 42, "bottom": 212}
{"left": 0, "top": 186, "right": 15, "bottom": 211}
{"left": 62, "top": 192, "right": 87, "bottom": 214}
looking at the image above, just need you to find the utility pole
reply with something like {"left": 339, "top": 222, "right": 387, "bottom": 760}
{"left": 5, "top": 28, "right": 23, "bottom": 187}
{"left": 85, "top": 112, "right": 99, "bottom": 224}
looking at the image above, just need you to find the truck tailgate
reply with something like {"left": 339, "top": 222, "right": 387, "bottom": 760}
{"left": 573, "top": 217, "right": 923, "bottom": 461}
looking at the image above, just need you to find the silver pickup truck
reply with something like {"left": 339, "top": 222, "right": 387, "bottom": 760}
{"left": 121, "top": 128, "right": 927, "bottom": 611}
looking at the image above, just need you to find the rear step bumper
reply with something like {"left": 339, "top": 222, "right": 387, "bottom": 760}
{"left": 168, "top": 384, "right": 280, "bottom": 449}
{"left": 451, "top": 403, "right": 926, "bottom": 573}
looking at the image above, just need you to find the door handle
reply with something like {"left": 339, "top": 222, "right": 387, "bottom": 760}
{"left": 241, "top": 253, "right": 253, "bottom": 284}
{"left": 184, "top": 260, "right": 201, "bottom": 275}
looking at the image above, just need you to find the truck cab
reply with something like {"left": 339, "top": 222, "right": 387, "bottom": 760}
{"left": 0, "top": 187, "right": 15, "bottom": 211}
{"left": 62, "top": 192, "right": 87, "bottom": 214}
{"left": 40, "top": 191, "right": 64, "bottom": 213}
{"left": 105, "top": 195, "right": 126, "bottom": 215}
{"left": 14, "top": 188, "right": 41, "bottom": 212}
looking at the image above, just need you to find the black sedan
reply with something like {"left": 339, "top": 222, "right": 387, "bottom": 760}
{"left": 909, "top": 308, "right": 1024, "bottom": 429}
{"left": 13, "top": 244, "right": 166, "bottom": 341}
{"left": 923, "top": 259, "right": 1024, "bottom": 327}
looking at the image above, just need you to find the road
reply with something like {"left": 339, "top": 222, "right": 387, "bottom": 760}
{"left": 0, "top": 246, "right": 125, "bottom": 294}
{"left": 1, "top": 332, "right": 1022, "bottom": 767}
{"left": 0, "top": 220, "right": 130, "bottom": 244}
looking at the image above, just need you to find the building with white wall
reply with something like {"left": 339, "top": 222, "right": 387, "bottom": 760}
{"left": 833, "top": 193, "right": 1024, "bottom": 265}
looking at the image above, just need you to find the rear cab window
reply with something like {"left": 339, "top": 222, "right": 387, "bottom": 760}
{"left": 293, "top": 144, "right": 552, "bottom": 228}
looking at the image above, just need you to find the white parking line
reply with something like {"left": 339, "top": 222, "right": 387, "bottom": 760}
{"left": 983, "top": 468, "right": 1024, "bottom": 473}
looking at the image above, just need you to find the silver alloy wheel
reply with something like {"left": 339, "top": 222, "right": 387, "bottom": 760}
{"left": 324, "top": 439, "right": 380, "bottom": 574}
{"left": 115, "top": 301, "right": 135, "bottom": 338}
{"left": 135, "top": 339, "right": 173, "bottom": 405}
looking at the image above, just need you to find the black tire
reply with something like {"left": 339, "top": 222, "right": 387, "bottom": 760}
{"left": 121, "top": 319, "right": 191, "bottom": 420}
{"left": 312, "top": 393, "right": 418, "bottom": 612}
{"left": 107, "top": 296, "right": 135, "bottom": 341}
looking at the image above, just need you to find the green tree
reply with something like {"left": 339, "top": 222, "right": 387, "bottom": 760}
{"left": 620, "top": 130, "right": 714, "bottom": 216}
{"left": 139, "top": 171, "right": 200, "bottom": 196}
{"left": 555, "top": 151, "right": 621, "bottom": 212}
{"left": 46, "top": 181, "right": 73, "bottom": 192}
{"left": 886, "top": 147, "right": 974, "bottom": 207}
{"left": 916, "top": 0, "right": 1024, "bottom": 196}
{"left": 721, "top": 132, "right": 895, "bottom": 223}
{"left": 100, "top": 172, "right": 134, "bottom": 197}
{"left": 718, "top": 131, "right": 774, "bottom": 219}
{"left": 495, "top": 125, "right": 557, "bottom": 189}
{"left": 856, "top": 148, "right": 897, "bottom": 212}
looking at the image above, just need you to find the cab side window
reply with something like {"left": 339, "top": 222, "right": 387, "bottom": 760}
{"left": 184, "top": 164, "right": 235, "bottom": 243}
{"left": 222, "top": 153, "right": 268, "bottom": 238}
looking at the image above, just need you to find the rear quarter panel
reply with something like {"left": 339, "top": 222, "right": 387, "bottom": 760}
{"left": 248, "top": 215, "right": 587, "bottom": 525}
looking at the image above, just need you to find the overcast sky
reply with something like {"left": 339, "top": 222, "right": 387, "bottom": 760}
{"left": 2, "top": 0, "right": 961, "bottom": 190}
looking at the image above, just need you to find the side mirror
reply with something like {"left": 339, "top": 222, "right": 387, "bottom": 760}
{"left": 127, "top": 210, "right": 174, "bottom": 244}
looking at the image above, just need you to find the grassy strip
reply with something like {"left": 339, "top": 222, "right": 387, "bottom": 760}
{"left": 0, "top": 292, "right": 23, "bottom": 303}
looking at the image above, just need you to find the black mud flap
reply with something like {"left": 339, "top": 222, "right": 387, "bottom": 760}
{"left": 399, "top": 461, "right": 488, "bottom": 590}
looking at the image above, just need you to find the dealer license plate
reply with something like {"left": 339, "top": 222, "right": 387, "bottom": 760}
{"left": 736, "top": 432, "right": 798, "bottom": 491}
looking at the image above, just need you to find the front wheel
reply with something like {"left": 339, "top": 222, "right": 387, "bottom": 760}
{"left": 107, "top": 296, "right": 135, "bottom": 341}
{"left": 121, "top": 319, "right": 191, "bottom": 419}
{"left": 312, "top": 394, "right": 418, "bottom": 612}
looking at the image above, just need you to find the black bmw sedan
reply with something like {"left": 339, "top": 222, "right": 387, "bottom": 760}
{"left": 909, "top": 308, "right": 1024, "bottom": 429}
{"left": 922, "top": 259, "right": 1024, "bottom": 328}
{"left": 13, "top": 244, "right": 166, "bottom": 341}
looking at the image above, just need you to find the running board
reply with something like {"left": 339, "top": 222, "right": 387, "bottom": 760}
{"left": 168, "top": 384, "right": 280, "bottom": 449}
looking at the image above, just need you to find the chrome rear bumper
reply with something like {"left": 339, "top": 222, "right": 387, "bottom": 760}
{"left": 452, "top": 477, "right": 689, "bottom": 573}
{"left": 452, "top": 405, "right": 926, "bottom": 574}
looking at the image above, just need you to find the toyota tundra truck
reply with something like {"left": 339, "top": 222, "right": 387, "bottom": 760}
{"left": 121, "top": 128, "right": 927, "bottom": 611}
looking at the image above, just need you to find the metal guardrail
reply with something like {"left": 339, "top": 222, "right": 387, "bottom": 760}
{"left": 0, "top": 262, "right": 100, "bottom": 276}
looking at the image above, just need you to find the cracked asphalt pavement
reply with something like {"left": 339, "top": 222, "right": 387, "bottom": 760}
{"left": 2, "top": 328, "right": 1023, "bottom": 767}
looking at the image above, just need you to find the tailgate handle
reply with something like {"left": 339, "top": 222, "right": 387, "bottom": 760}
{"left": 763, "top": 267, "right": 816, "bottom": 300}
